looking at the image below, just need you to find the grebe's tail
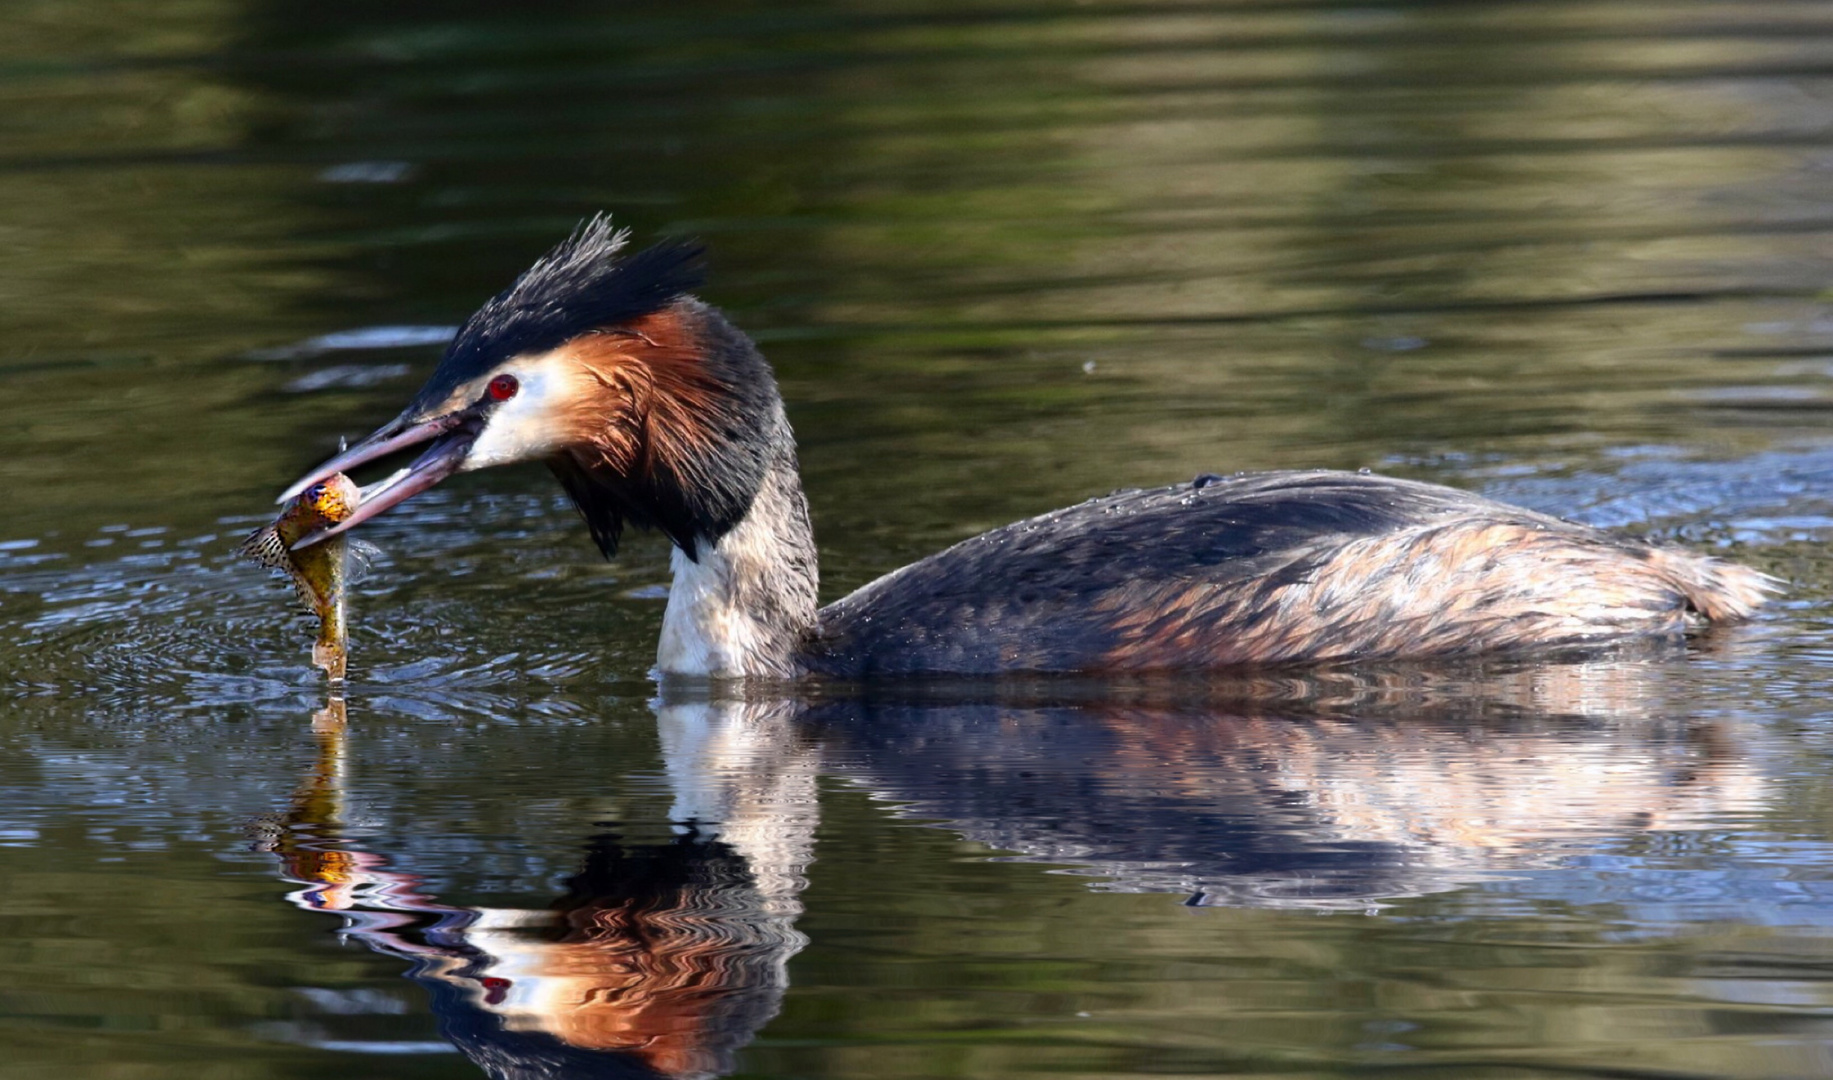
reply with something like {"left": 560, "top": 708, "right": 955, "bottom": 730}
{"left": 1644, "top": 548, "right": 1780, "bottom": 623}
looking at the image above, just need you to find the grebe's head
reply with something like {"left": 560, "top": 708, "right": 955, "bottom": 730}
{"left": 279, "top": 216, "right": 785, "bottom": 560}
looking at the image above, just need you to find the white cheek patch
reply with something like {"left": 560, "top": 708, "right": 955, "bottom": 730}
{"left": 461, "top": 360, "right": 574, "bottom": 470}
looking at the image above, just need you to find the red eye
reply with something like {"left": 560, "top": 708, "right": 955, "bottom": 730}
{"left": 488, "top": 374, "right": 519, "bottom": 402}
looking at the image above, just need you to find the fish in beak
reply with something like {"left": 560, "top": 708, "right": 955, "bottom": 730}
{"left": 241, "top": 472, "right": 365, "bottom": 680}
{"left": 278, "top": 411, "right": 478, "bottom": 550}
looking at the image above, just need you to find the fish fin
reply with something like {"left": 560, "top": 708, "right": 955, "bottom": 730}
{"left": 346, "top": 539, "right": 384, "bottom": 586}
{"left": 240, "top": 524, "right": 318, "bottom": 611}
{"left": 238, "top": 525, "right": 292, "bottom": 570}
{"left": 287, "top": 575, "right": 320, "bottom": 611}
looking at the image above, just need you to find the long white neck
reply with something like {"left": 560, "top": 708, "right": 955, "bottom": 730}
{"left": 657, "top": 451, "right": 819, "bottom": 678}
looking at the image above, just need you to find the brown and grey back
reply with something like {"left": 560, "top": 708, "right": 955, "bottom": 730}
{"left": 803, "top": 470, "right": 1776, "bottom": 677}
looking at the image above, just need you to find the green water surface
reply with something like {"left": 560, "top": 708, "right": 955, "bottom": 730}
{"left": 8, "top": 2, "right": 1833, "bottom": 1077}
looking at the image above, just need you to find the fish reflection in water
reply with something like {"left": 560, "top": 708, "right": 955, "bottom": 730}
{"left": 255, "top": 660, "right": 1771, "bottom": 1076}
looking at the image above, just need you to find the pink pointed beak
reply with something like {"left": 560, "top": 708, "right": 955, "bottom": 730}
{"left": 279, "top": 414, "right": 476, "bottom": 550}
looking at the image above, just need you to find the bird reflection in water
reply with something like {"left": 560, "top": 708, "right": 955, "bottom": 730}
{"left": 808, "top": 662, "right": 1769, "bottom": 909}
{"left": 254, "top": 695, "right": 815, "bottom": 1080}
{"left": 254, "top": 658, "right": 1772, "bottom": 1076}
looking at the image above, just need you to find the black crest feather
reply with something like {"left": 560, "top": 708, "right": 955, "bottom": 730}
{"left": 406, "top": 215, "right": 706, "bottom": 417}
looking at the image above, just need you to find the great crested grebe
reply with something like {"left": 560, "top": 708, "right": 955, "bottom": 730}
{"left": 280, "top": 217, "right": 1776, "bottom": 679}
